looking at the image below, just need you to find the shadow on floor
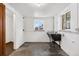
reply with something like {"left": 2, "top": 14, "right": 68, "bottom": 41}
{"left": 6, "top": 42, "right": 14, "bottom": 56}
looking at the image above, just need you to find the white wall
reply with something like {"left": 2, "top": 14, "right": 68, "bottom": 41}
{"left": 55, "top": 3, "right": 79, "bottom": 56}
{"left": 13, "top": 13, "right": 24, "bottom": 49}
{"left": 24, "top": 17, "right": 53, "bottom": 42}
{"left": 6, "top": 8, "right": 14, "bottom": 43}
{"left": 78, "top": 4, "right": 79, "bottom": 29}
{"left": 5, "top": 3, "right": 24, "bottom": 49}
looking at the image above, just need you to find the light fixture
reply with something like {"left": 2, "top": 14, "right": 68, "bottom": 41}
{"left": 33, "top": 3, "right": 46, "bottom": 7}
{"left": 28, "top": 3, "right": 47, "bottom": 7}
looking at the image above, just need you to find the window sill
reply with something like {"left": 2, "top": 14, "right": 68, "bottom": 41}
{"left": 34, "top": 30, "right": 45, "bottom": 32}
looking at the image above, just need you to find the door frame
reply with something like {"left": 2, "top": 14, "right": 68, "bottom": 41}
{"left": 0, "top": 3, "right": 6, "bottom": 56}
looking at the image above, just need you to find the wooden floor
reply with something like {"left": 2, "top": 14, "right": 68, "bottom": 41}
{"left": 10, "top": 42, "right": 68, "bottom": 56}
{"left": 6, "top": 42, "right": 14, "bottom": 56}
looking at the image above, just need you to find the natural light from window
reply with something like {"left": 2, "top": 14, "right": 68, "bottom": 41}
{"left": 34, "top": 20, "right": 44, "bottom": 31}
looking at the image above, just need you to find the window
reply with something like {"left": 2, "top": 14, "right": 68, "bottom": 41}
{"left": 34, "top": 20, "right": 44, "bottom": 31}
{"left": 62, "top": 11, "right": 71, "bottom": 30}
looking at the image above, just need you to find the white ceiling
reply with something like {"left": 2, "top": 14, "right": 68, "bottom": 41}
{"left": 9, "top": 3, "right": 70, "bottom": 17}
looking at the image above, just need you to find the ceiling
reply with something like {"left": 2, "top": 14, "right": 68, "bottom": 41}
{"left": 9, "top": 3, "right": 70, "bottom": 17}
